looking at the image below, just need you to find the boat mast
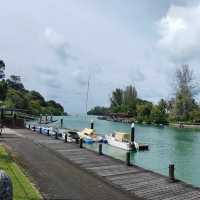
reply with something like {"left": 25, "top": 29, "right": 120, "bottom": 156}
{"left": 85, "top": 74, "right": 90, "bottom": 116}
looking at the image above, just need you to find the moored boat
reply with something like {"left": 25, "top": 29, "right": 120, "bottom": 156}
{"left": 105, "top": 123, "right": 139, "bottom": 151}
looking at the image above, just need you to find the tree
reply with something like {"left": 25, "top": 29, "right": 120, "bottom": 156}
{"left": 28, "top": 91, "right": 46, "bottom": 106}
{"left": 0, "top": 80, "right": 8, "bottom": 101}
{"left": 136, "top": 102, "right": 153, "bottom": 123}
{"left": 110, "top": 88, "right": 123, "bottom": 108}
{"left": 123, "top": 85, "right": 137, "bottom": 114}
{"left": 123, "top": 85, "right": 137, "bottom": 105}
{"left": 151, "top": 99, "right": 168, "bottom": 124}
{"left": 173, "top": 65, "right": 197, "bottom": 121}
{"left": 0, "top": 60, "right": 5, "bottom": 79}
{"left": 7, "top": 75, "right": 24, "bottom": 90}
{"left": 5, "top": 89, "right": 28, "bottom": 109}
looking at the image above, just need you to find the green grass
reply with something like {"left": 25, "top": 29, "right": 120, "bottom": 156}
{"left": 0, "top": 145, "right": 42, "bottom": 200}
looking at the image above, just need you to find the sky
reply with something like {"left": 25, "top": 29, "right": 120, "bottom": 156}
{"left": 0, "top": 0, "right": 200, "bottom": 113}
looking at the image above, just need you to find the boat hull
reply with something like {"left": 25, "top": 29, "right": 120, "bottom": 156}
{"left": 105, "top": 135, "right": 134, "bottom": 151}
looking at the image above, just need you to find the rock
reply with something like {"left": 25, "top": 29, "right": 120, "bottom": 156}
{"left": 0, "top": 170, "right": 13, "bottom": 200}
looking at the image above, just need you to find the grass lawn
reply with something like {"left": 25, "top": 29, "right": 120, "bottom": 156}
{"left": 0, "top": 145, "right": 42, "bottom": 200}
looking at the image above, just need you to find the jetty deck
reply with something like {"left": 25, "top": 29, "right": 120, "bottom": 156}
{"left": 2, "top": 128, "right": 200, "bottom": 200}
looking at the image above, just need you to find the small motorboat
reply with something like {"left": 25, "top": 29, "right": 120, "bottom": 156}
{"left": 78, "top": 128, "right": 98, "bottom": 143}
{"left": 105, "top": 132, "right": 139, "bottom": 151}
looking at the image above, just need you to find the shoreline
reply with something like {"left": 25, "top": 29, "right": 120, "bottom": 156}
{"left": 96, "top": 115, "right": 200, "bottom": 129}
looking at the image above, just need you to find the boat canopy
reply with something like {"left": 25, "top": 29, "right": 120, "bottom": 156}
{"left": 114, "top": 132, "right": 130, "bottom": 142}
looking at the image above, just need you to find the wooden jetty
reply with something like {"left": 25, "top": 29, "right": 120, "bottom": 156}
{"left": 21, "top": 127, "right": 200, "bottom": 200}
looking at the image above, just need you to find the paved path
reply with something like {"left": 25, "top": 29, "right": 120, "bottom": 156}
{"left": 1, "top": 129, "right": 139, "bottom": 200}
{"left": 2, "top": 128, "right": 200, "bottom": 200}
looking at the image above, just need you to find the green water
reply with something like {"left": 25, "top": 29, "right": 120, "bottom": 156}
{"left": 55, "top": 115, "right": 200, "bottom": 187}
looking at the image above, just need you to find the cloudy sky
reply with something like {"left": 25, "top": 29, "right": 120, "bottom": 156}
{"left": 1, "top": 0, "right": 200, "bottom": 113}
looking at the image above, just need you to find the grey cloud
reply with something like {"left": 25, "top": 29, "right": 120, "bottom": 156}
{"left": 157, "top": 3, "right": 200, "bottom": 63}
{"left": 34, "top": 66, "right": 58, "bottom": 75}
{"left": 44, "top": 28, "right": 76, "bottom": 65}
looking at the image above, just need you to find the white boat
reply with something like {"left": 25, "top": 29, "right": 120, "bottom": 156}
{"left": 78, "top": 128, "right": 104, "bottom": 143}
{"left": 105, "top": 132, "right": 139, "bottom": 151}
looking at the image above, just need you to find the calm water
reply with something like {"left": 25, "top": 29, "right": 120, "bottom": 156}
{"left": 54, "top": 115, "right": 200, "bottom": 187}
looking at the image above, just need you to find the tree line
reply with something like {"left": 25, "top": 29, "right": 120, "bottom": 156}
{"left": 88, "top": 65, "right": 200, "bottom": 125}
{"left": 0, "top": 60, "right": 64, "bottom": 115}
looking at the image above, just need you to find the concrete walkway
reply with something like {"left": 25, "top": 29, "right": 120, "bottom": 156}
{"left": 1, "top": 129, "right": 139, "bottom": 200}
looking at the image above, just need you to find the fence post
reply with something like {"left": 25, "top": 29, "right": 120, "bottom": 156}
{"left": 99, "top": 143, "right": 103, "bottom": 155}
{"left": 126, "top": 151, "right": 131, "bottom": 166}
{"left": 169, "top": 164, "right": 175, "bottom": 181}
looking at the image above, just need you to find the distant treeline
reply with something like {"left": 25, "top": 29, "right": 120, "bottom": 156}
{"left": 0, "top": 60, "right": 64, "bottom": 116}
{"left": 88, "top": 65, "right": 200, "bottom": 125}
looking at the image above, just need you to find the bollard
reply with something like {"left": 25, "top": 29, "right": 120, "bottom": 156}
{"left": 33, "top": 126, "right": 36, "bottom": 132}
{"left": 39, "top": 127, "right": 42, "bottom": 134}
{"left": 91, "top": 120, "right": 94, "bottom": 129}
{"left": 55, "top": 132, "right": 58, "bottom": 139}
{"left": 80, "top": 138, "right": 83, "bottom": 148}
{"left": 47, "top": 129, "right": 50, "bottom": 136}
{"left": 60, "top": 119, "right": 63, "bottom": 128}
{"left": 99, "top": 143, "right": 103, "bottom": 155}
{"left": 28, "top": 124, "right": 31, "bottom": 129}
{"left": 65, "top": 133, "right": 68, "bottom": 142}
{"left": 169, "top": 164, "right": 175, "bottom": 181}
{"left": 131, "top": 123, "right": 135, "bottom": 143}
{"left": 126, "top": 151, "right": 131, "bottom": 166}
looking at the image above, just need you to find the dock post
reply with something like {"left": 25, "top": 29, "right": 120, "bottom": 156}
{"left": 28, "top": 124, "right": 31, "bottom": 129}
{"left": 80, "top": 138, "right": 83, "bottom": 148}
{"left": 91, "top": 120, "right": 94, "bottom": 129}
{"left": 169, "top": 164, "right": 175, "bottom": 181}
{"left": 65, "top": 134, "right": 67, "bottom": 142}
{"left": 47, "top": 129, "right": 49, "bottom": 136}
{"left": 55, "top": 132, "right": 58, "bottom": 139}
{"left": 60, "top": 119, "right": 63, "bottom": 128}
{"left": 131, "top": 123, "right": 135, "bottom": 143}
{"left": 99, "top": 143, "right": 103, "bottom": 155}
{"left": 33, "top": 126, "right": 36, "bottom": 132}
{"left": 39, "top": 127, "right": 42, "bottom": 134}
{"left": 126, "top": 151, "right": 131, "bottom": 166}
